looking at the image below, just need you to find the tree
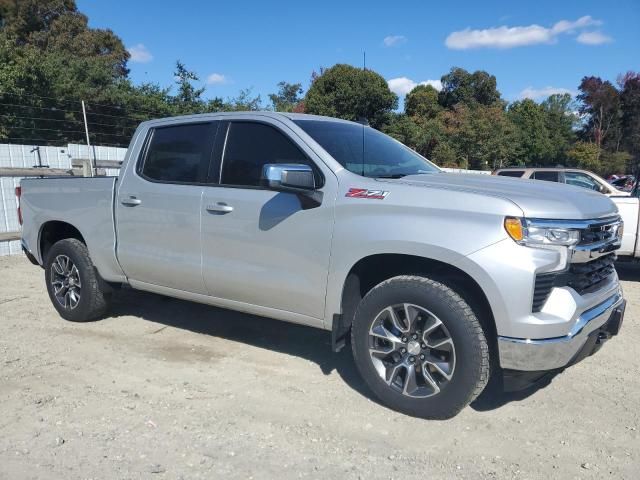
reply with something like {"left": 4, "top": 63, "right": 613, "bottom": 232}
{"left": 431, "top": 141, "right": 459, "bottom": 167}
{"left": 0, "top": 0, "right": 129, "bottom": 78}
{"left": 441, "top": 104, "right": 516, "bottom": 170}
{"left": 304, "top": 64, "right": 398, "bottom": 128}
{"left": 438, "top": 67, "right": 502, "bottom": 108}
{"left": 619, "top": 72, "right": 640, "bottom": 170}
{"left": 172, "top": 61, "right": 206, "bottom": 114}
{"left": 566, "top": 141, "right": 600, "bottom": 172}
{"left": 383, "top": 113, "right": 422, "bottom": 148}
{"left": 225, "top": 88, "right": 262, "bottom": 111}
{"left": 269, "top": 81, "right": 303, "bottom": 112}
{"left": 541, "top": 93, "right": 577, "bottom": 164}
{"left": 508, "top": 99, "right": 553, "bottom": 165}
{"left": 577, "top": 76, "right": 622, "bottom": 158}
{"left": 404, "top": 84, "right": 441, "bottom": 119}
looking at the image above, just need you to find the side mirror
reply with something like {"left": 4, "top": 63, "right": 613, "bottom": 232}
{"left": 261, "top": 163, "right": 322, "bottom": 209}
{"left": 262, "top": 164, "right": 316, "bottom": 191}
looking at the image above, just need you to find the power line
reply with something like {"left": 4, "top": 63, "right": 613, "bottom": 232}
{"left": 0, "top": 90, "right": 170, "bottom": 116}
{"left": 0, "top": 112, "right": 138, "bottom": 130}
{"left": 0, "top": 101, "right": 158, "bottom": 122}
{"left": 8, "top": 126, "right": 131, "bottom": 139}
{"left": 1, "top": 136, "right": 129, "bottom": 147}
{"left": 0, "top": 102, "right": 145, "bottom": 123}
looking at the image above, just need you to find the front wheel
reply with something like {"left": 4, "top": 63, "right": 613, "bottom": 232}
{"left": 44, "top": 238, "right": 111, "bottom": 322}
{"left": 351, "top": 275, "right": 490, "bottom": 419}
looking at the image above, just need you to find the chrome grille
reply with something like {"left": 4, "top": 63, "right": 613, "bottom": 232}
{"left": 530, "top": 215, "right": 621, "bottom": 312}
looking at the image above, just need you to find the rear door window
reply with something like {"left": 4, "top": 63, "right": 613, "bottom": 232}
{"left": 531, "top": 171, "right": 560, "bottom": 182}
{"left": 139, "top": 123, "right": 217, "bottom": 184}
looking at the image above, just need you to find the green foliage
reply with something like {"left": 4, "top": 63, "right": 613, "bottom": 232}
{"left": 383, "top": 113, "right": 422, "bottom": 147}
{"left": 541, "top": 93, "right": 576, "bottom": 163}
{"left": 269, "top": 81, "right": 303, "bottom": 112}
{"left": 619, "top": 72, "right": 640, "bottom": 168}
{"left": 404, "top": 85, "right": 441, "bottom": 118}
{"left": 567, "top": 141, "right": 600, "bottom": 171}
{"left": 172, "top": 61, "right": 206, "bottom": 114}
{"left": 431, "top": 142, "right": 459, "bottom": 168}
{"left": 304, "top": 64, "right": 398, "bottom": 128}
{"left": 508, "top": 99, "right": 554, "bottom": 165}
{"left": 438, "top": 67, "right": 502, "bottom": 109}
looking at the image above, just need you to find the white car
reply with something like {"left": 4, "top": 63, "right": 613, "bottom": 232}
{"left": 494, "top": 167, "right": 639, "bottom": 259}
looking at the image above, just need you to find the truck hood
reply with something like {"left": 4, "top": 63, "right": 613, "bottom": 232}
{"left": 380, "top": 172, "right": 618, "bottom": 220}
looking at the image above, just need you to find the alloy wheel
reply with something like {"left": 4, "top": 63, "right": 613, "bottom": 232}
{"left": 368, "top": 303, "right": 456, "bottom": 398}
{"left": 50, "top": 254, "right": 82, "bottom": 310}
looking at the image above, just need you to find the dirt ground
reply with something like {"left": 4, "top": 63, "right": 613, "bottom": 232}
{"left": 0, "top": 255, "right": 638, "bottom": 480}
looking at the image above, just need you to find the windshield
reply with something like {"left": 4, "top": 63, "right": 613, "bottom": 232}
{"left": 293, "top": 120, "right": 440, "bottom": 178}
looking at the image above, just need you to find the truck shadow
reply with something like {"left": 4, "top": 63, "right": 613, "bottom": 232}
{"left": 615, "top": 262, "right": 640, "bottom": 281}
{"left": 109, "top": 288, "right": 554, "bottom": 415}
{"left": 109, "top": 288, "right": 373, "bottom": 400}
{"left": 470, "top": 373, "right": 559, "bottom": 412}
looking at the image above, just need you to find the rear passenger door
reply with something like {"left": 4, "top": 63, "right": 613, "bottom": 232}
{"left": 200, "top": 119, "right": 336, "bottom": 321}
{"left": 116, "top": 121, "right": 218, "bottom": 294}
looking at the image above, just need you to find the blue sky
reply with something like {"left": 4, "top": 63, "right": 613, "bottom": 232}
{"left": 77, "top": 0, "right": 639, "bottom": 106}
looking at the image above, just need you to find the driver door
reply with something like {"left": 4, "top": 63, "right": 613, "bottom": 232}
{"left": 200, "top": 120, "right": 337, "bottom": 320}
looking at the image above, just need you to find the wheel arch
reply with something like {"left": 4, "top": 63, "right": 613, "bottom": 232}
{"left": 39, "top": 220, "right": 86, "bottom": 264}
{"left": 332, "top": 253, "right": 497, "bottom": 354}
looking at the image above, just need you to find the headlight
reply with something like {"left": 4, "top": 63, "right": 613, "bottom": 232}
{"left": 504, "top": 217, "right": 580, "bottom": 247}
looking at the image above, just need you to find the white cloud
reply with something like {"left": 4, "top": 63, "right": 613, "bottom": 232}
{"left": 383, "top": 35, "right": 407, "bottom": 47}
{"left": 551, "top": 16, "right": 601, "bottom": 34}
{"left": 206, "top": 73, "right": 228, "bottom": 85}
{"left": 388, "top": 77, "right": 442, "bottom": 96}
{"left": 576, "top": 31, "right": 613, "bottom": 45}
{"left": 445, "top": 15, "right": 608, "bottom": 49}
{"left": 127, "top": 43, "right": 153, "bottom": 63}
{"left": 519, "top": 86, "right": 575, "bottom": 100}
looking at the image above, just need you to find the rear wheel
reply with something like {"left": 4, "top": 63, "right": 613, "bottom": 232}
{"left": 351, "top": 275, "right": 489, "bottom": 419}
{"left": 45, "top": 239, "right": 111, "bottom": 322}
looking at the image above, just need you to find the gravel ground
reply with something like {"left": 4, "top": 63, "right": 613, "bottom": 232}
{"left": 0, "top": 255, "right": 639, "bottom": 479}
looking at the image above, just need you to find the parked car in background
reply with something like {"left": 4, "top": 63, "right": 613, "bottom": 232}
{"left": 17, "top": 113, "right": 626, "bottom": 419}
{"left": 608, "top": 175, "right": 635, "bottom": 192}
{"left": 493, "top": 167, "right": 640, "bottom": 260}
{"left": 493, "top": 167, "right": 629, "bottom": 196}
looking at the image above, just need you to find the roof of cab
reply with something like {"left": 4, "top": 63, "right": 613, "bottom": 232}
{"left": 138, "top": 111, "right": 362, "bottom": 128}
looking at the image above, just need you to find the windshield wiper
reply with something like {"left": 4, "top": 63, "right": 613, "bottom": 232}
{"left": 373, "top": 174, "right": 408, "bottom": 179}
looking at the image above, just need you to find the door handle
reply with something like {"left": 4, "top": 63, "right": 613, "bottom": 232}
{"left": 121, "top": 196, "right": 142, "bottom": 207}
{"left": 206, "top": 202, "right": 234, "bottom": 214}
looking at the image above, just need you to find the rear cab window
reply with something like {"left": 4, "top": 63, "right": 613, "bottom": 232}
{"left": 138, "top": 122, "right": 217, "bottom": 184}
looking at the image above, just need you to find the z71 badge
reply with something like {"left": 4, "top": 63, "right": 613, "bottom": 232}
{"left": 345, "top": 188, "right": 390, "bottom": 200}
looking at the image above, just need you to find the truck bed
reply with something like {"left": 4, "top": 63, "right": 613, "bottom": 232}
{"left": 20, "top": 176, "right": 125, "bottom": 282}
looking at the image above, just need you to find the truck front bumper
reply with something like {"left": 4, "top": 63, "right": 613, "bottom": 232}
{"left": 497, "top": 292, "right": 626, "bottom": 371}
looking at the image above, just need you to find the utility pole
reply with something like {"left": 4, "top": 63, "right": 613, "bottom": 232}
{"left": 81, "top": 100, "right": 95, "bottom": 177}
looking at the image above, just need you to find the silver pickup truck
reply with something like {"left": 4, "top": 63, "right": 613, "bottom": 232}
{"left": 17, "top": 112, "right": 626, "bottom": 418}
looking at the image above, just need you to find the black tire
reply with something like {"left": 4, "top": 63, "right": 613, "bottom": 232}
{"left": 351, "top": 275, "right": 490, "bottom": 419}
{"left": 44, "top": 238, "right": 111, "bottom": 322}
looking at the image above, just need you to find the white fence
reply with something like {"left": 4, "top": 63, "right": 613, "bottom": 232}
{"left": 0, "top": 143, "right": 126, "bottom": 256}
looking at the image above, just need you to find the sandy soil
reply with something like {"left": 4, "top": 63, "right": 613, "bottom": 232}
{"left": 0, "top": 255, "right": 638, "bottom": 479}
